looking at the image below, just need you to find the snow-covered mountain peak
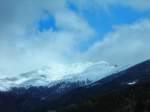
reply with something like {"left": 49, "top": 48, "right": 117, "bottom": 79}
{"left": 0, "top": 61, "right": 118, "bottom": 91}
{"left": 24, "top": 61, "right": 112, "bottom": 81}
{"left": 63, "top": 61, "right": 117, "bottom": 82}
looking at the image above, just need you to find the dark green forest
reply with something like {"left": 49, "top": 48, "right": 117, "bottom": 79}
{"left": 58, "top": 83, "right": 150, "bottom": 112}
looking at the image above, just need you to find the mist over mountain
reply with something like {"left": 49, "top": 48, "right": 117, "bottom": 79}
{"left": 0, "top": 61, "right": 118, "bottom": 91}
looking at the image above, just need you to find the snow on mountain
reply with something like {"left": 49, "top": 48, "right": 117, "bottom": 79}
{"left": 0, "top": 61, "right": 118, "bottom": 91}
{"left": 127, "top": 80, "right": 138, "bottom": 85}
{"left": 67, "top": 61, "right": 117, "bottom": 82}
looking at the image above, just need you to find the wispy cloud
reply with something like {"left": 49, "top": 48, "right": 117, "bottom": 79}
{"left": 0, "top": 0, "right": 150, "bottom": 76}
{"left": 0, "top": 0, "right": 94, "bottom": 75}
{"left": 82, "top": 19, "right": 150, "bottom": 66}
{"left": 69, "top": 0, "right": 150, "bottom": 11}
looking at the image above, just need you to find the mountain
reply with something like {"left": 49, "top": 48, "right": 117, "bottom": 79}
{"left": 54, "top": 59, "right": 150, "bottom": 112}
{"left": 0, "top": 60, "right": 150, "bottom": 112}
{"left": 0, "top": 61, "right": 117, "bottom": 91}
{"left": 0, "top": 61, "right": 118, "bottom": 112}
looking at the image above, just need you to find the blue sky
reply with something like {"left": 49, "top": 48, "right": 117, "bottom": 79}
{"left": 0, "top": 0, "right": 150, "bottom": 75}
{"left": 38, "top": 2, "right": 150, "bottom": 52}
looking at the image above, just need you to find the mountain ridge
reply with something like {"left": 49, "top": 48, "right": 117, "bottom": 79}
{"left": 0, "top": 61, "right": 117, "bottom": 91}
{"left": 0, "top": 60, "right": 150, "bottom": 112}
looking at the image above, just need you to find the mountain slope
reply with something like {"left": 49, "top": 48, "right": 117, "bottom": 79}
{"left": 0, "top": 60, "right": 150, "bottom": 112}
{"left": 59, "top": 82, "right": 150, "bottom": 112}
{"left": 48, "top": 60, "right": 150, "bottom": 110}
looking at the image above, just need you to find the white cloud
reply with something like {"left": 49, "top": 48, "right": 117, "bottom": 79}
{"left": 0, "top": 0, "right": 150, "bottom": 76}
{"left": 0, "top": 0, "right": 94, "bottom": 75}
{"left": 69, "top": 0, "right": 150, "bottom": 11}
{"left": 83, "top": 19, "right": 150, "bottom": 66}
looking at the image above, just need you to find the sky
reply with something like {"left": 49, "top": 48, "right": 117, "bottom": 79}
{"left": 0, "top": 0, "right": 150, "bottom": 76}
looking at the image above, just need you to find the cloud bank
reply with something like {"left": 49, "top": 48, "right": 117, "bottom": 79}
{"left": 0, "top": 0, "right": 94, "bottom": 75}
{"left": 0, "top": 0, "right": 150, "bottom": 76}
